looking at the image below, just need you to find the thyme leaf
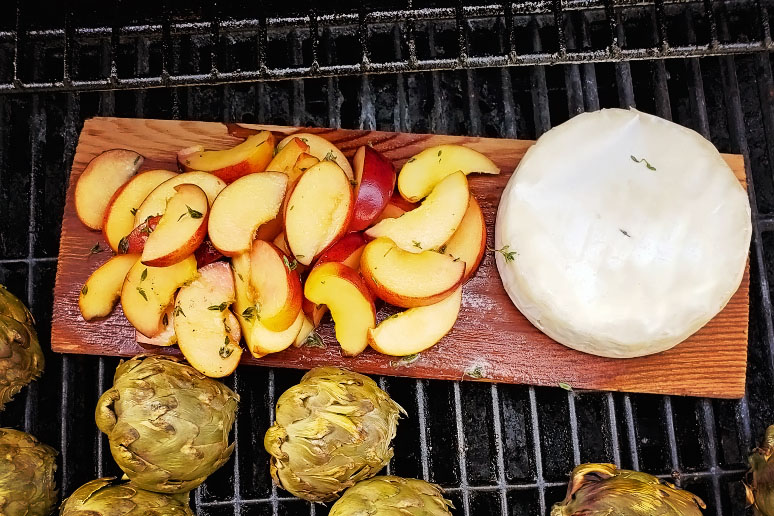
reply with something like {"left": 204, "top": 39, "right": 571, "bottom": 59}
{"left": 283, "top": 255, "right": 298, "bottom": 271}
{"left": 118, "top": 237, "right": 129, "bottom": 254}
{"left": 88, "top": 243, "right": 104, "bottom": 256}
{"left": 174, "top": 305, "right": 185, "bottom": 317}
{"left": 391, "top": 353, "right": 420, "bottom": 367}
{"left": 136, "top": 287, "right": 148, "bottom": 301}
{"left": 81, "top": 284, "right": 88, "bottom": 295}
{"left": 558, "top": 382, "right": 573, "bottom": 392}
{"left": 489, "top": 245, "right": 517, "bottom": 262}
{"left": 208, "top": 302, "right": 228, "bottom": 311}
{"left": 302, "top": 332, "right": 326, "bottom": 348}
{"left": 630, "top": 155, "right": 656, "bottom": 171}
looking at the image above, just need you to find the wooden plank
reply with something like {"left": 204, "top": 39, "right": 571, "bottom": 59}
{"left": 51, "top": 117, "right": 750, "bottom": 398}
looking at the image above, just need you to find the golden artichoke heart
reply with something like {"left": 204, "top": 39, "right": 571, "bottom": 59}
{"left": 264, "top": 367, "right": 405, "bottom": 502}
{"left": 95, "top": 355, "right": 239, "bottom": 494}
{"left": 0, "top": 284, "right": 44, "bottom": 411}
{"left": 0, "top": 428, "right": 57, "bottom": 516}
{"left": 746, "top": 425, "right": 774, "bottom": 515}
{"left": 551, "top": 463, "right": 705, "bottom": 516}
{"left": 60, "top": 477, "right": 195, "bottom": 515}
{"left": 329, "top": 476, "right": 454, "bottom": 516}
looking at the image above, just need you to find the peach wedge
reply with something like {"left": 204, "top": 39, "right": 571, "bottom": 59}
{"left": 177, "top": 131, "right": 275, "bottom": 183}
{"left": 349, "top": 145, "right": 396, "bottom": 231}
{"left": 397, "top": 144, "right": 499, "bottom": 202}
{"left": 266, "top": 137, "right": 310, "bottom": 176}
{"left": 75, "top": 149, "right": 144, "bottom": 230}
{"left": 368, "top": 286, "right": 462, "bottom": 355}
{"left": 277, "top": 133, "right": 353, "bottom": 179}
{"left": 442, "top": 195, "right": 487, "bottom": 282}
{"left": 174, "top": 261, "right": 243, "bottom": 378}
{"left": 134, "top": 171, "right": 226, "bottom": 226}
{"left": 79, "top": 254, "right": 139, "bottom": 320}
{"left": 249, "top": 240, "right": 303, "bottom": 332}
{"left": 284, "top": 161, "right": 353, "bottom": 265}
{"left": 136, "top": 305, "right": 177, "bottom": 347}
{"left": 360, "top": 237, "right": 465, "bottom": 308}
{"left": 366, "top": 171, "right": 469, "bottom": 253}
{"left": 102, "top": 169, "right": 177, "bottom": 252}
{"left": 120, "top": 255, "right": 198, "bottom": 337}
{"left": 304, "top": 262, "right": 375, "bottom": 356}
{"left": 231, "top": 252, "right": 304, "bottom": 357}
{"left": 141, "top": 184, "right": 209, "bottom": 267}
{"left": 207, "top": 172, "right": 288, "bottom": 256}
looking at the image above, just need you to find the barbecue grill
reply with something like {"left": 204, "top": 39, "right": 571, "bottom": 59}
{"left": 0, "top": 0, "right": 772, "bottom": 514}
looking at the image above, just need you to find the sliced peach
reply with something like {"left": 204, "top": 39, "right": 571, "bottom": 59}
{"left": 136, "top": 305, "right": 177, "bottom": 347}
{"left": 349, "top": 146, "right": 396, "bottom": 231}
{"left": 177, "top": 131, "right": 275, "bottom": 183}
{"left": 134, "top": 171, "right": 226, "bottom": 227}
{"left": 249, "top": 240, "right": 302, "bottom": 332}
{"left": 231, "top": 253, "right": 304, "bottom": 357}
{"left": 102, "top": 169, "right": 177, "bottom": 251}
{"left": 120, "top": 255, "right": 198, "bottom": 337}
{"left": 266, "top": 137, "right": 310, "bottom": 176}
{"left": 141, "top": 184, "right": 209, "bottom": 267}
{"left": 119, "top": 215, "right": 160, "bottom": 255}
{"left": 194, "top": 239, "right": 223, "bottom": 268}
{"left": 360, "top": 237, "right": 465, "bottom": 308}
{"left": 277, "top": 133, "right": 353, "bottom": 179}
{"left": 79, "top": 254, "right": 139, "bottom": 320}
{"left": 293, "top": 315, "right": 316, "bottom": 347}
{"left": 304, "top": 262, "right": 375, "bottom": 356}
{"left": 372, "top": 194, "right": 418, "bottom": 225}
{"left": 255, "top": 217, "right": 284, "bottom": 242}
{"left": 174, "top": 262, "right": 242, "bottom": 378}
{"left": 366, "top": 171, "right": 469, "bottom": 253}
{"left": 442, "top": 195, "right": 486, "bottom": 281}
{"left": 207, "top": 172, "right": 288, "bottom": 256}
{"left": 75, "top": 149, "right": 144, "bottom": 230}
{"left": 314, "top": 232, "right": 367, "bottom": 270}
{"left": 397, "top": 144, "right": 499, "bottom": 202}
{"left": 284, "top": 161, "right": 353, "bottom": 266}
{"left": 368, "top": 286, "right": 462, "bottom": 355}
{"left": 290, "top": 153, "right": 320, "bottom": 184}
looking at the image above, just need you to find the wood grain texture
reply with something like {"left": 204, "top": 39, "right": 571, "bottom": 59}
{"left": 52, "top": 117, "right": 750, "bottom": 398}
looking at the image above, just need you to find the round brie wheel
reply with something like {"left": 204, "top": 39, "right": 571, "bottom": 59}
{"left": 495, "top": 108, "right": 751, "bottom": 358}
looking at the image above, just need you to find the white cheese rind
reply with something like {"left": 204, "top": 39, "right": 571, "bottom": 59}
{"left": 494, "top": 108, "right": 751, "bottom": 358}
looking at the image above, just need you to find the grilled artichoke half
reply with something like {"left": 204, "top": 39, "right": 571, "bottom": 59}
{"left": 0, "top": 284, "right": 44, "bottom": 411}
{"left": 329, "top": 476, "right": 454, "bottom": 516}
{"left": 95, "top": 355, "right": 239, "bottom": 494}
{"left": 550, "top": 463, "right": 706, "bottom": 516}
{"left": 264, "top": 367, "right": 405, "bottom": 502}
{"left": 746, "top": 425, "right": 774, "bottom": 515}
{"left": 59, "top": 478, "right": 195, "bottom": 515}
{"left": 0, "top": 427, "right": 58, "bottom": 516}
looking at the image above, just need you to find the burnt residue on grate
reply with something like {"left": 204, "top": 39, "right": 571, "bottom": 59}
{"left": 0, "top": 1, "right": 773, "bottom": 515}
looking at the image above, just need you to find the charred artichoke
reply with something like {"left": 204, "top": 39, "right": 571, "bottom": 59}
{"left": 0, "top": 284, "right": 44, "bottom": 411}
{"left": 329, "top": 476, "right": 453, "bottom": 516}
{"left": 95, "top": 355, "right": 239, "bottom": 494}
{"left": 746, "top": 425, "right": 774, "bottom": 515}
{"left": 0, "top": 427, "right": 57, "bottom": 516}
{"left": 264, "top": 367, "right": 405, "bottom": 502}
{"left": 550, "top": 463, "right": 705, "bottom": 515}
{"left": 59, "top": 478, "right": 195, "bottom": 515}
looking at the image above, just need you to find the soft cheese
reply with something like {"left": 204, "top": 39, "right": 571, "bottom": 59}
{"left": 495, "top": 108, "right": 751, "bottom": 358}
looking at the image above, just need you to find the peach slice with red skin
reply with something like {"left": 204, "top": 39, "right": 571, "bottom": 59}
{"left": 75, "top": 149, "right": 144, "bottom": 230}
{"left": 360, "top": 237, "right": 465, "bottom": 308}
{"left": 293, "top": 315, "right": 316, "bottom": 347}
{"left": 134, "top": 171, "right": 226, "bottom": 227}
{"left": 313, "top": 232, "right": 367, "bottom": 270}
{"left": 118, "top": 215, "right": 160, "bottom": 255}
{"left": 120, "top": 255, "right": 198, "bottom": 337}
{"left": 79, "top": 254, "right": 140, "bottom": 320}
{"left": 284, "top": 160, "right": 354, "bottom": 266}
{"left": 249, "top": 240, "right": 303, "bottom": 332}
{"left": 304, "top": 262, "right": 375, "bottom": 356}
{"left": 102, "top": 169, "right": 177, "bottom": 252}
{"left": 177, "top": 131, "right": 275, "bottom": 183}
{"left": 349, "top": 146, "right": 396, "bottom": 231}
{"left": 277, "top": 133, "right": 353, "bottom": 179}
{"left": 397, "top": 144, "right": 499, "bottom": 202}
{"left": 141, "top": 184, "right": 209, "bottom": 267}
{"left": 366, "top": 171, "right": 469, "bottom": 253}
{"left": 368, "top": 286, "right": 462, "bottom": 355}
{"left": 442, "top": 195, "right": 487, "bottom": 282}
{"left": 266, "top": 137, "right": 310, "bottom": 177}
{"left": 207, "top": 172, "right": 288, "bottom": 256}
{"left": 290, "top": 153, "right": 320, "bottom": 184}
{"left": 194, "top": 239, "right": 223, "bottom": 268}
{"left": 302, "top": 298, "right": 327, "bottom": 328}
{"left": 371, "top": 194, "right": 418, "bottom": 225}
{"left": 136, "top": 305, "right": 177, "bottom": 347}
{"left": 231, "top": 252, "right": 304, "bottom": 357}
{"left": 174, "top": 261, "right": 243, "bottom": 378}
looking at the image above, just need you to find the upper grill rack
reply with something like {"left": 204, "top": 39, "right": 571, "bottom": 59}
{"left": 1, "top": 0, "right": 774, "bottom": 94}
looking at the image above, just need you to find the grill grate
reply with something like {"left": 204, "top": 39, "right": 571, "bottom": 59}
{"left": 0, "top": 1, "right": 773, "bottom": 515}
